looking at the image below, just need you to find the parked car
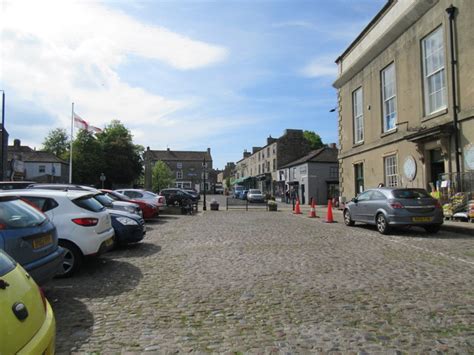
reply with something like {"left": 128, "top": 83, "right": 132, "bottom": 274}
{"left": 343, "top": 188, "right": 444, "bottom": 234}
{"left": 240, "top": 190, "right": 249, "bottom": 200}
{"left": 160, "top": 188, "right": 198, "bottom": 206}
{"left": 0, "top": 196, "right": 64, "bottom": 285}
{"left": 101, "top": 189, "right": 158, "bottom": 219}
{"left": 28, "top": 184, "right": 142, "bottom": 217}
{"left": 0, "top": 190, "right": 115, "bottom": 277}
{"left": 0, "top": 249, "right": 56, "bottom": 354}
{"left": 247, "top": 189, "right": 265, "bottom": 203}
{"left": 0, "top": 181, "right": 35, "bottom": 190}
{"left": 233, "top": 185, "right": 244, "bottom": 199}
{"left": 114, "top": 189, "right": 166, "bottom": 211}
{"left": 214, "top": 184, "right": 224, "bottom": 194}
{"left": 108, "top": 209, "right": 145, "bottom": 246}
{"left": 184, "top": 188, "right": 200, "bottom": 200}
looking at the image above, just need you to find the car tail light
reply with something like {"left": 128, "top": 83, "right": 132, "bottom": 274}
{"left": 158, "top": 197, "right": 163, "bottom": 204}
{"left": 72, "top": 218, "right": 98, "bottom": 226}
{"left": 38, "top": 286, "right": 47, "bottom": 313}
{"left": 390, "top": 201, "right": 404, "bottom": 209}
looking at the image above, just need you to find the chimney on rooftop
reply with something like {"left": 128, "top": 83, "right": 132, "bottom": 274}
{"left": 13, "top": 139, "right": 20, "bottom": 149}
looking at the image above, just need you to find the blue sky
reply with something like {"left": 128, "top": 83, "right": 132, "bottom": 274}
{"left": 1, "top": 0, "right": 385, "bottom": 169}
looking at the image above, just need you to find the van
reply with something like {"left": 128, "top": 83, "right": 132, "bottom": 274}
{"left": 233, "top": 185, "right": 244, "bottom": 198}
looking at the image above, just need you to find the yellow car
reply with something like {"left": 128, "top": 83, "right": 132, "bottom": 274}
{"left": 0, "top": 250, "right": 55, "bottom": 354}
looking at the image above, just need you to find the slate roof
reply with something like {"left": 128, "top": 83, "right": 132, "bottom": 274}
{"left": 146, "top": 149, "right": 212, "bottom": 162}
{"left": 8, "top": 148, "right": 68, "bottom": 164}
{"left": 280, "top": 147, "right": 338, "bottom": 169}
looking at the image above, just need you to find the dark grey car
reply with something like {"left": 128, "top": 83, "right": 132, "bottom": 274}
{"left": 343, "top": 188, "right": 444, "bottom": 234}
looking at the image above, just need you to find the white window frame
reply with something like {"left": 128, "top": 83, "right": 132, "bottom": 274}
{"left": 381, "top": 63, "right": 397, "bottom": 132}
{"left": 39, "top": 165, "right": 46, "bottom": 173}
{"left": 422, "top": 27, "right": 447, "bottom": 115}
{"left": 176, "top": 170, "right": 183, "bottom": 179}
{"left": 384, "top": 155, "right": 399, "bottom": 187}
{"left": 352, "top": 87, "right": 364, "bottom": 143}
{"left": 177, "top": 162, "right": 182, "bottom": 169}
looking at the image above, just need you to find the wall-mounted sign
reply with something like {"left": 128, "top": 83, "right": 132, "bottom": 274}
{"left": 403, "top": 155, "right": 417, "bottom": 181}
{"left": 465, "top": 143, "right": 474, "bottom": 171}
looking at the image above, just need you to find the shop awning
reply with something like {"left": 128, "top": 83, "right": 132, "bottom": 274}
{"left": 231, "top": 176, "right": 251, "bottom": 185}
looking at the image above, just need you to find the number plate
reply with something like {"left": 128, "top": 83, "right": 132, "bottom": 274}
{"left": 32, "top": 234, "right": 53, "bottom": 249}
{"left": 412, "top": 217, "right": 433, "bottom": 222}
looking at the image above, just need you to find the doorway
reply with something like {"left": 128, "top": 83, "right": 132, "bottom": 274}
{"left": 429, "top": 149, "right": 445, "bottom": 189}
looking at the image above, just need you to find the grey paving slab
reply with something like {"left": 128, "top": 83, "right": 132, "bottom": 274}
{"left": 46, "top": 206, "right": 474, "bottom": 354}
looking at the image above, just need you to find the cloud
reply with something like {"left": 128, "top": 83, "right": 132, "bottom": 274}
{"left": 301, "top": 56, "right": 338, "bottom": 78}
{"left": 0, "top": 0, "right": 228, "bottom": 146}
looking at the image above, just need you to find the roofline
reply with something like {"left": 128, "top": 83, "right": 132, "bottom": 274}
{"left": 335, "top": 0, "right": 395, "bottom": 64}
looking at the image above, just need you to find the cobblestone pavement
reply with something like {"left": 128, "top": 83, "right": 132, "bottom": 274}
{"left": 46, "top": 198, "right": 474, "bottom": 353}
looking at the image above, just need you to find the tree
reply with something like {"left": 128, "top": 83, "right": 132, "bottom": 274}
{"left": 42, "top": 128, "right": 69, "bottom": 159}
{"left": 97, "top": 120, "right": 143, "bottom": 187}
{"left": 72, "top": 129, "right": 103, "bottom": 185}
{"left": 303, "top": 130, "right": 324, "bottom": 150}
{"left": 152, "top": 160, "right": 174, "bottom": 192}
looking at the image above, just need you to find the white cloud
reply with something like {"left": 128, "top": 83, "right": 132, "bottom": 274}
{"left": 301, "top": 56, "right": 338, "bottom": 78}
{"left": 0, "top": 0, "right": 228, "bottom": 146}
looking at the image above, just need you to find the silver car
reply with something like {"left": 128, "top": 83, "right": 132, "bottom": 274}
{"left": 247, "top": 189, "right": 265, "bottom": 203}
{"left": 343, "top": 188, "right": 444, "bottom": 234}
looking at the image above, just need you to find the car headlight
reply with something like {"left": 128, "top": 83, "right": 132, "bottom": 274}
{"left": 124, "top": 206, "right": 139, "bottom": 214}
{"left": 116, "top": 217, "right": 139, "bottom": 225}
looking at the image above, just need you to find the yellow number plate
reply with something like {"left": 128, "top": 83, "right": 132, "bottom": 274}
{"left": 412, "top": 217, "right": 433, "bottom": 222}
{"left": 32, "top": 234, "right": 53, "bottom": 249}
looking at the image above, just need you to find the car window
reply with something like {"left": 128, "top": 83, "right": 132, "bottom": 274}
{"left": 143, "top": 191, "right": 157, "bottom": 198}
{"left": 21, "top": 196, "right": 59, "bottom": 212}
{"left": 370, "top": 191, "right": 386, "bottom": 200}
{"left": 0, "top": 250, "right": 16, "bottom": 277}
{"left": 0, "top": 198, "right": 47, "bottom": 229}
{"left": 94, "top": 193, "right": 114, "bottom": 207}
{"left": 357, "top": 191, "right": 371, "bottom": 201}
{"left": 72, "top": 196, "right": 105, "bottom": 212}
{"left": 392, "top": 189, "right": 430, "bottom": 199}
{"left": 105, "top": 193, "right": 119, "bottom": 201}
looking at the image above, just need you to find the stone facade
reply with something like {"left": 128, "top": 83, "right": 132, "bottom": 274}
{"left": 334, "top": 0, "right": 474, "bottom": 202}
{"left": 144, "top": 148, "right": 213, "bottom": 192}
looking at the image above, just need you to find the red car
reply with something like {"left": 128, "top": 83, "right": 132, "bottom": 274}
{"left": 101, "top": 189, "right": 159, "bottom": 219}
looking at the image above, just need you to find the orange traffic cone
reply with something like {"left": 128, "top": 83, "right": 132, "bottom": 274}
{"left": 293, "top": 198, "right": 302, "bottom": 214}
{"left": 308, "top": 198, "right": 318, "bottom": 218}
{"left": 324, "top": 199, "right": 335, "bottom": 223}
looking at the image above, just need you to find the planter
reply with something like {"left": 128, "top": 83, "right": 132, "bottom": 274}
{"left": 210, "top": 203, "right": 219, "bottom": 211}
{"left": 268, "top": 204, "right": 278, "bottom": 212}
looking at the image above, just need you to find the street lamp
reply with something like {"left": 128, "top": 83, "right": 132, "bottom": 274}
{"left": 0, "top": 91, "right": 5, "bottom": 181}
{"left": 202, "top": 157, "right": 207, "bottom": 211}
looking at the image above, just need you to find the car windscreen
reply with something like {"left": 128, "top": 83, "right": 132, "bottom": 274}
{"left": 249, "top": 190, "right": 261, "bottom": 194}
{"left": 143, "top": 191, "right": 157, "bottom": 198}
{"left": 392, "top": 189, "right": 431, "bottom": 199}
{"left": 73, "top": 195, "right": 105, "bottom": 212}
{"left": 0, "top": 250, "right": 16, "bottom": 277}
{"left": 94, "top": 193, "right": 114, "bottom": 206}
{"left": 0, "top": 198, "right": 47, "bottom": 229}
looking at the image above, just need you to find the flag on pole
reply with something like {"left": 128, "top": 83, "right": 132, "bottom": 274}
{"left": 73, "top": 113, "right": 89, "bottom": 130}
{"left": 89, "top": 125, "right": 102, "bottom": 134}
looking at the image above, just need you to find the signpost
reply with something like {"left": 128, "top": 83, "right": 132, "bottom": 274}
{"left": 100, "top": 173, "right": 106, "bottom": 189}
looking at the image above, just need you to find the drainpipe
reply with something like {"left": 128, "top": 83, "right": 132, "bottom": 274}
{"left": 446, "top": 5, "right": 461, "bottom": 190}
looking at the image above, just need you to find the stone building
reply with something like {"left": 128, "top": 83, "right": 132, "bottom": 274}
{"left": 7, "top": 139, "right": 69, "bottom": 182}
{"left": 144, "top": 147, "right": 213, "bottom": 192}
{"left": 234, "top": 129, "right": 312, "bottom": 195}
{"left": 333, "top": 0, "right": 474, "bottom": 202}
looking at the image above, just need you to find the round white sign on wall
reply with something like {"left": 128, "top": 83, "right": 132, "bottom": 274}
{"left": 465, "top": 144, "right": 474, "bottom": 171}
{"left": 403, "top": 155, "right": 417, "bottom": 181}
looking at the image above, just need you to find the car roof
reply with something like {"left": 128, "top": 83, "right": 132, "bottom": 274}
{"left": 0, "top": 188, "right": 95, "bottom": 199}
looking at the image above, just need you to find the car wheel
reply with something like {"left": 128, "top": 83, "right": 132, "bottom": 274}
{"left": 343, "top": 209, "right": 355, "bottom": 226}
{"left": 57, "top": 240, "right": 83, "bottom": 278}
{"left": 424, "top": 224, "right": 441, "bottom": 233}
{"left": 376, "top": 213, "right": 390, "bottom": 235}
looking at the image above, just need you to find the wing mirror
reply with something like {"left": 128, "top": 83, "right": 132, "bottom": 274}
{"left": 351, "top": 197, "right": 358, "bottom": 203}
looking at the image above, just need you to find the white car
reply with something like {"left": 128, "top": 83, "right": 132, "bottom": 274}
{"left": 247, "top": 189, "right": 265, "bottom": 203}
{"left": 0, "top": 189, "right": 114, "bottom": 277}
{"left": 115, "top": 189, "right": 166, "bottom": 211}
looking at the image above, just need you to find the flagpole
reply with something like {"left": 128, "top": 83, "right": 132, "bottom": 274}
{"left": 69, "top": 102, "right": 74, "bottom": 183}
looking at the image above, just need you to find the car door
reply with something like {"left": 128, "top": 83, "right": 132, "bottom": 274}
{"left": 351, "top": 191, "right": 371, "bottom": 221}
{"left": 365, "top": 190, "right": 386, "bottom": 224}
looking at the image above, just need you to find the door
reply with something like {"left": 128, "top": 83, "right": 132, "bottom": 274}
{"left": 429, "top": 149, "right": 445, "bottom": 190}
{"left": 351, "top": 190, "right": 371, "bottom": 221}
{"left": 365, "top": 190, "right": 386, "bottom": 224}
{"left": 354, "top": 163, "right": 364, "bottom": 195}
{"left": 300, "top": 184, "right": 305, "bottom": 205}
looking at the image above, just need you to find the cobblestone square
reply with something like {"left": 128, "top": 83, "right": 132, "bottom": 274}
{"left": 46, "top": 199, "right": 474, "bottom": 353}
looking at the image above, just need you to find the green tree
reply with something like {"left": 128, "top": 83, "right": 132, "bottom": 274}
{"left": 97, "top": 120, "right": 143, "bottom": 187}
{"left": 42, "top": 128, "right": 69, "bottom": 159}
{"left": 72, "top": 129, "right": 103, "bottom": 185}
{"left": 152, "top": 160, "right": 174, "bottom": 192}
{"left": 303, "top": 130, "right": 324, "bottom": 150}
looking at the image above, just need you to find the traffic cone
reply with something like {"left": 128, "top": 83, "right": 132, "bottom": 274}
{"left": 324, "top": 199, "right": 335, "bottom": 223}
{"left": 308, "top": 198, "right": 318, "bottom": 218}
{"left": 293, "top": 197, "right": 302, "bottom": 214}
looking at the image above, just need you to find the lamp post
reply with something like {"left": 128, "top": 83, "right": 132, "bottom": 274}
{"left": 202, "top": 158, "right": 207, "bottom": 211}
{"left": 0, "top": 91, "right": 5, "bottom": 181}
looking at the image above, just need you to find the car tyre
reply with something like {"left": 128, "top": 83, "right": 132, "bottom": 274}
{"left": 57, "top": 240, "right": 83, "bottom": 278}
{"left": 424, "top": 224, "right": 441, "bottom": 233}
{"left": 376, "top": 213, "right": 390, "bottom": 235}
{"left": 344, "top": 209, "right": 355, "bottom": 226}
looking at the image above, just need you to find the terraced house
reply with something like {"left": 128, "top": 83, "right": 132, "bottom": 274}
{"left": 334, "top": 0, "right": 474, "bottom": 202}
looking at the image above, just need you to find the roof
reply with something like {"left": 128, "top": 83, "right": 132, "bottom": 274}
{"left": 280, "top": 147, "right": 338, "bottom": 169}
{"left": 8, "top": 149, "right": 68, "bottom": 164}
{"left": 146, "top": 149, "right": 212, "bottom": 162}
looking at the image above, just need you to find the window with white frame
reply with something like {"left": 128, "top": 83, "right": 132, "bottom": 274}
{"left": 422, "top": 27, "right": 447, "bottom": 115}
{"left": 352, "top": 87, "right": 364, "bottom": 143}
{"left": 176, "top": 170, "right": 183, "bottom": 179}
{"left": 384, "top": 155, "right": 399, "bottom": 187}
{"left": 329, "top": 166, "right": 338, "bottom": 179}
{"left": 177, "top": 162, "right": 182, "bottom": 169}
{"left": 39, "top": 165, "right": 46, "bottom": 173}
{"left": 381, "top": 63, "right": 397, "bottom": 132}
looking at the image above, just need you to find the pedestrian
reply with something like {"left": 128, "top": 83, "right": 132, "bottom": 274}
{"left": 285, "top": 188, "right": 290, "bottom": 204}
